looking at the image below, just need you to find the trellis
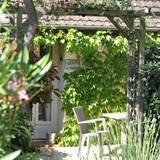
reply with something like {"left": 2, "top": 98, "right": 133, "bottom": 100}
{"left": 5, "top": 0, "right": 160, "bottom": 135}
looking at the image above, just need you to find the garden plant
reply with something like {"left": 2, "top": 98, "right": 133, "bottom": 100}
{"left": 1, "top": 0, "right": 159, "bottom": 159}
{"left": 34, "top": 28, "right": 128, "bottom": 146}
{"left": 0, "top": 2, "right": 52, "bottom": 157}
{"left": 0, "top": 41, "right": 52, "bottom": 159}
{"left": 105, "top": 115, "right": 160, "bottom": 160}
{"left": 34, "top": 27, "right": 160, "bottom": 148}
{"left": 142, "top": 44, "right": 160, "bottom": 142}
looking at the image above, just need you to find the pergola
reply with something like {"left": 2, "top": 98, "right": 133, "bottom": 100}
{"left": 5, "top": 0, "right": 160, "bottom": 135}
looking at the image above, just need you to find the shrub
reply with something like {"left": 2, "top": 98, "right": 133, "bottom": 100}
{"left": 11, "top": 110, "right": 35, "bottom": 154}
{"left": 142, "top": 44, "right": 160, "bottom": 141}
{"left": 0, "top": 41, "right": 52, "bottom": 158}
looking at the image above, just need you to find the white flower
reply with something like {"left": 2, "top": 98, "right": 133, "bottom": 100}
{"left": 17, "top": 90, "right": 29, "bottom": 100}
{"left": 7, "top": 81, "right": 18, "bottom": 91}
{"left": 0, "top": 15, "right": 6, "bottom": 23}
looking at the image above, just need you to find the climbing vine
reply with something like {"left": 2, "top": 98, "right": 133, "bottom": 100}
{"left": 34, "top": 28, "right": 128, "bottom": 146}
{"left": 32, "top": 0, "right": 131, "bottom": 11}
{"left": 59, "top": 30, "right": 128, "bottom": 146}
{"left": 33, "top": 28, "right": 160, "bottom": 146}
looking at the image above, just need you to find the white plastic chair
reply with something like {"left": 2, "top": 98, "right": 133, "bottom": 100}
{"left": 73, "top": 107, "right": 109, "bottom": 159}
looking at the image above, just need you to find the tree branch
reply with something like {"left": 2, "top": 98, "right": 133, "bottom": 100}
{"left": 23, "top": 0, "right": 38, "bottom": 52}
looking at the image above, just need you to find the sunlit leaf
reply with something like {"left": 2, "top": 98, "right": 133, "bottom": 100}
{"left": 22, "top": 47, "right": 29, "bottom": 77}
{"left": 0, "top": 150, "right": 21, "bottom": 160}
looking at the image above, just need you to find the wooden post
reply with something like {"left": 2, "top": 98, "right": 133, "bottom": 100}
{"left": 137, "top": 14, "right": 145, "bottom": 135}
{"left": 10, "top": 16, "right": 15, "bottom": 40}
{"left": 16, "top": 5, "right": 22, "bottom": 44}
{"left": 126, "top": 16, "right": 135, "bottom": 121}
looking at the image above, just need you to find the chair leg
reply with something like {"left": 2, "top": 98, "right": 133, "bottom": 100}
{"left": 86, "top": 136, "right": 92, "bottom": 155}
{"left": 98, "top": 134, "right": 103, "bottom": 159}
{"left": 78, "top": 135, "right": 85, "bottom": 159}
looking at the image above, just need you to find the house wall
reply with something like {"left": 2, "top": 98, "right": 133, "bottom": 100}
{"left": 31, "top": 43, "right": 81, "bottom": 137}
{"left": 51, "top": 43, "right": 81, "bottom": 132}
{"left": 52, "top": 43, "right": 65, "bottom": 132}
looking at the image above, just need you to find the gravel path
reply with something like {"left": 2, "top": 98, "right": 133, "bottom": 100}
{"left": 35, "top": 145, "right": 120, "bottom": 160}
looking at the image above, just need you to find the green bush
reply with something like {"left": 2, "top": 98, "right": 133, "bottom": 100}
{"left": 0, "top": 40, "right": 52, "bottom": 158}
{"left": 11, "top": 110, "right": 35, "bottom": 154}
{"left": 142, "top": 44, "right": 160, "bottom": 141}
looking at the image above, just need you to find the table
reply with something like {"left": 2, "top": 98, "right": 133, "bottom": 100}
{"left": 102, "top": 112, "right": 127, "bottom": 121}
{"left": 103, "top": 112, "right": 127, "bottom": 144}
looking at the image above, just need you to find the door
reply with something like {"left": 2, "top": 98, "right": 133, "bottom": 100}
{"left": 32, "top": 44, "right": 61, "bottom": 139}
{"left": 32, "top": 81, "right": 59, "bottom": 139}
{"left": 32, "top": 103, "right": 53, "bottom": 139}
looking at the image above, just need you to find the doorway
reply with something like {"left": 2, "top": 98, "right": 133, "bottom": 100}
{"left": 32, "top": 90, "right": 60, "bottom": 140}
{"left": 32, "top": 103, "right": 52, "bottom": 139}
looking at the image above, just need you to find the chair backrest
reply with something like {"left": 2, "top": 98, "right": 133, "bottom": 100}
{"left": 73, "top": 107, "right": 88, "bottom": 134}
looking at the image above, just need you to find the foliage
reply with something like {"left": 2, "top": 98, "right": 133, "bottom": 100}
{"left": 0, "top": 2, "right": 52, "bottom": 157}
{"left": 107, "top": 116, "right": 160, "bottom": 160}
{"left": 145, "top": 33, "right": 160, "bottom": 49}
{"left": 33, "top": 27, "right": 57, "bottom": 46}
{"left": 0, "top": 39, "right": 52, "bottom": 158}
{"left": 11, "top": 110, "right": 35, "bottom": 154}
{"left": 142, "top": 44, "right": 160, "bottom": 141}
{"left": 29, "top": 48, "right": 60, "bottom": 107}
{"left": 56, "top": 30, "right": 128, "bottom": 146}
{"left": 32, "top": 0, "right": 131, "bottom": 11}
{"left": 33, "top": 27, "right": 160, "bottom": 147}
{"left": 34, "top": 28, "right": 128, "bottom": 147}
{"left": 0, "top": 150, "right": 21, "bottom": 160}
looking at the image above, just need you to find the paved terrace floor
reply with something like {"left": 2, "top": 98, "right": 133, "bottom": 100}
{"left": 33, "top": 141, "right": 121, "bottom": 160}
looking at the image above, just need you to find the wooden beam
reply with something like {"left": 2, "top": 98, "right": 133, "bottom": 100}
{"left": 10, "top": 15, "right": 15, "bottom": 40}
{"left": 16, "top": 5, "right": 22, "bottom": 43}
{"left": 106, "top": 16, "right": 128, "bottom": 38}
{"left": 126, "top": 14, "right": 134, "bottom": 121}
{"left": 126, "top": 45, "right": 133, "bottom": 121}
{"left": 9, "top": 6, "right": 48, "bottom": 19}
{"left": 10, "top": 15, "right": 14, "bottom": 26}
{"left": 50, "top": 7, "right": 145, "bottom": 18}
{"left": 119, "top": 15, "right": 142, "bottom": 39}
{"left": 119, "top": 15, "right": 133, "bottom": 30}
{"left": 7, "top": 6, "right": 26, "bottom": 14}
{"left": 36, "top": 7, "right": 50, "bottom": 19}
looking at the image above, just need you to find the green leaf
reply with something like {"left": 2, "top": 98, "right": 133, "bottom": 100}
{"left": 28, "top": 54, "right": 50, "bottom": 78}
{"left": 15, "top": 50, "right": 23, "bottom": 63}
{"left": 22, "top": 47, "right": 29, "bottom": 77}
{"left": 0, "top": 150, "right": 21, "bottom": 160}
{"left": 31, "top": 61, "right": 52, "bottom": 83}
{"left": 0, "top": 85, "right": 6, "bottom": 95}
{"left": 0, "top": 0, "right": 7, "bottom": 14}
{"left": 0, "top": 47, "right": 10, "bottom": 65}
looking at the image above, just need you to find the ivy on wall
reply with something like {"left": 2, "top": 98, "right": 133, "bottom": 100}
{"left": 33, "top": 29, "right": 128, "bottom": 115}
{"left": 59, "top": 30, "right": 128, "bottom": 146}
{"left": 59, "top": 29, "right": 128, "bottom": 111}
{"left": 33, "top": 28, "right": 160, "bottom": 146}
{"left": 34, "top": 28, "right": 128, "bottom": 146}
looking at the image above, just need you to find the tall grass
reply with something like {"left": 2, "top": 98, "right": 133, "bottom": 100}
{"left": 107, "top": 115, "right": 160, "bottom": 160}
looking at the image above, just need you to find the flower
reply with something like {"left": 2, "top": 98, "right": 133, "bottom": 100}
{"left": 17, "top": 90, "right": 29, "bottom": 100}
{"left": 0, "top": 15, "right": 6, "bottom": 23}
{"left": 7, "top": 80, "right": 18, "bottom": 91}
